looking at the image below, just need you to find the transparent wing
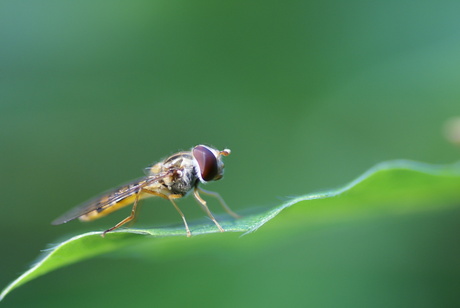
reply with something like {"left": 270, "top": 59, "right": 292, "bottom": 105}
{"left": 51, "top": 174, "right": 167, "bottom": 225}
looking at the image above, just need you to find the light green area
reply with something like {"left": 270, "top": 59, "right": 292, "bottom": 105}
{"left": 2, "top": 1, "right": 460, "bottom": 307}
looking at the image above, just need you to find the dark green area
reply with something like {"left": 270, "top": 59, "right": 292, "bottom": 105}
{"left": 1, "top": 1, "right": 460, "bottom": 307}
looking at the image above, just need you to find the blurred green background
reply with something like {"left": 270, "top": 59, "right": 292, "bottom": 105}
{"left": 1, "top": 1, "right": 460, "bottom": 307}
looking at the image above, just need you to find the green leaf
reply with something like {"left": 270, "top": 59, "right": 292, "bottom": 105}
{"left": 2, "top": 159, "right": 460, "bottom": 301}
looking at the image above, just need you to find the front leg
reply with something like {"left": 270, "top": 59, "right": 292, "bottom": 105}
{"left": 193, "top": 188, "right": 225, "bottom": 232}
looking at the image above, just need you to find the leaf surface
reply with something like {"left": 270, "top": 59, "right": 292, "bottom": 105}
{"left": 2, "top": 160, "right": 460, "bottom": 301}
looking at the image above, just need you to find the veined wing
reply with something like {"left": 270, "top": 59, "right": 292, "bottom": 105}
{"left": 51, "top": 174, "right": 167, "bottom": 225}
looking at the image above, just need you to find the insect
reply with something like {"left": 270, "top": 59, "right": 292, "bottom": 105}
{"left": 52, "top": 145, "right": 239, "bottom": 237}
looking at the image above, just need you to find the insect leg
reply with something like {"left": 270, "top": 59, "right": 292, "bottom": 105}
{"left": 193, "top": 188, "right": 225, "bottom": 232}
{"left": 102, "top": 191, "right": 141, "bottom": 237}
{"left": 142, "top": 190, "right": 192, "bottom": 237}
{"left": 168, "top": 196, "right": 192, "bottom": 237}
{"left": 197, "top": 187, "right": 240, "bottom": 219}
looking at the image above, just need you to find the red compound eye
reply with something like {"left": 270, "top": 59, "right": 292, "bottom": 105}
{"left": 192, "top": 145, "right": 218, "bottom": 182}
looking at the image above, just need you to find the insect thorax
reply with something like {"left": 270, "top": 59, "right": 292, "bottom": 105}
{"left": 150, "top": 152, "right": 199, "bottom": 196}
{"left": 169, "top": 169, "right": 198, "bottom": 195}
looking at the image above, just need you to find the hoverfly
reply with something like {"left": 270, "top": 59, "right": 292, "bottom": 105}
{"left": 52, "top": 145, "right": 239, "bottom": 237}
